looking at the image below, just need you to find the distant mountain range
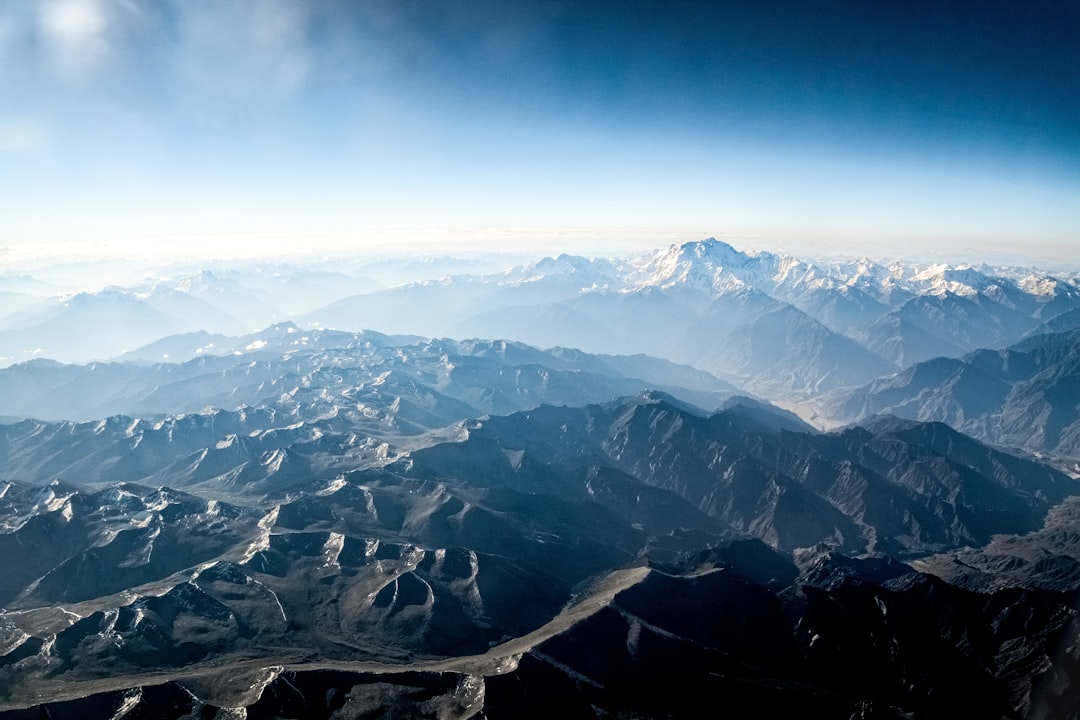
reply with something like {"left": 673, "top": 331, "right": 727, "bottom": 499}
{"left": 301, "top": 239, "right": 1080, "bottom": 398}
{"left": 3, "top": 239, "right": 1079, "bottom": 404}
{"left": 0, "top": 268, "right": 379, "bottom": 366}
{"left": 0, "top": 326, "right": 737, "bottom": 424}
{"left": 821, "top": 329, "right": 1080, "bottom": 465}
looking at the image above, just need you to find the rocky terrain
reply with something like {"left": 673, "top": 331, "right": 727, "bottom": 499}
{"left": 2, "top": 241, "right": 1080, "bottom": 718}
{"left": 821, "top": 329, "right": 1080, "bottom": 466}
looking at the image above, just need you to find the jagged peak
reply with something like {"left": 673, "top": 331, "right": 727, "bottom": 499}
{"left": 258, "top": 321, "right": 302, "bottom": 335}
{"left": 606, "top": 389, "right": 709, "bottom": 418}
{"left": 174, "top": 269, "right": 226, "bottom": 294}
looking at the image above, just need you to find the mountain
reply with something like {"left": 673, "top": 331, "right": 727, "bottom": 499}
{"left": 878, "top": 290, "right": 1034, "bottom": 360}
{"left": 1, "top": 380, "right": 1070, "bottom": 554}
{"left": 5, "top": 238, "right": 1075, "bottom": 393}
{"left": 0, "top": 292, "right": 44, "bottom": 327}
{"left": 692, "top": 301, "right": 897, "bottom": 395}
{"left": 0, "top": 269, "right": 384, "bottom": 368}
{"left": 397, "top": 394, "right": 1075, "bottom": 556}
{"left": 1029, "top": 306, "right": 1080, "bottom": 337}
{"left": 3, "top": 483, "right": 1077, "bottom": 719}
{"left": 912, "top": 496, "right": 1080, "bottom": 593}
{"left": 0, "top": 359, "right": 1078, "bottom": 716}
{"left": 2, "top": 242, "right": 1080, "bottom": 718}
{"left": 0, "top": 445, "right": 739, "bottom": 713}
{"left": 715, "top": 395, "right": 818, "bottom": 433}
{"left": 297, "top": 238, "right": 1080, "bottom": 403}
{"left": 0, "top": 290, "right": 192, "bottom": 366}
{"left": 155, "top": 268, "right": 382, "bottom": 330}
{"left": 851, "top": 311, "right": 968, "bottom": 368}
{"left": 115, "top": 322, "right": 420, "bottom": 364}
{"left": 0, "top": 329, "right": 739, "bottom": 425}
{"left": 821, "top": 329, "right": 1080, "bottom": 464}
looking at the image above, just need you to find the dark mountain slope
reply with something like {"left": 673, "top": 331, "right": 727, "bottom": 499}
{"left": 822, "top": 330, "right": 1080, "bottom": 462}
{"left": 5, "top": 546, "right": 1078, "bottom": 720}
{"left": 392, "top": 394, "right": 1077, "bottom": 556}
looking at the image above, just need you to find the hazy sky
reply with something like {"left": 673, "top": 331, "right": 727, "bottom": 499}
{"left": 1, "top": 0, "right": 1078, "bottom": 262}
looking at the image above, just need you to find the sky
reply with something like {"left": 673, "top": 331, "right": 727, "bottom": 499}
{"left": 1, "top": 0, "right": 1078, "bottom": 264}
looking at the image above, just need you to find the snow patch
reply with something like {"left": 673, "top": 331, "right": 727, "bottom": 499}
{"left": 316, "top": 476, "right": 347, "bottom": 496}
{"left": 322, "top": 532, "right": 345, "bottom": 568}
{"left": 108, "top": 688, "right": 143, "bottom": 720}
{"left": 239, "top": 506, "right": 279, "bottom": 563}
{"left": 249, "top": 576, "right": 288, "bottom": 622}
{"left": 1019, "top": 274, "right": 1058, "bottom": 297}
{"left": 364, "top": 538, "right": 380, "bottom": 559}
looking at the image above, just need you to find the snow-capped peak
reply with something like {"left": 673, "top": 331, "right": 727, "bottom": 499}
{"left": 626, "top": 238, "right": 752, "bottom": 293}
{"left": 1018, "top": 274, "right": 1061, "bottom": 298}
{"left": 175, "top": 270, "right": 225, "bottom": 295}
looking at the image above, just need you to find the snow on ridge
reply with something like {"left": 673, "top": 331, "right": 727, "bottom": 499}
{"left": 239, "top": 505, "right": 279, "bottom": 564}
{"left": 1019, "top": 274, "right": 1061, "bottom": 297}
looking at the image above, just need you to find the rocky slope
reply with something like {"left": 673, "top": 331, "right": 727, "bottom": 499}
{"left": 822, "top": 329, "right": 1080, "bottom": 464}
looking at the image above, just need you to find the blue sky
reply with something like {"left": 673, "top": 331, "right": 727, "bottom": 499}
{"left": 1, "top": 0, "right": 1078, "bottom": 262}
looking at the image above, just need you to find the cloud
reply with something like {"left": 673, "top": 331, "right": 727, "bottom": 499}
{"left": 39, "top": 0, "right": 109, "bottom": 79}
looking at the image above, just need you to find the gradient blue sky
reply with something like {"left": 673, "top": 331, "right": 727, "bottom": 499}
{"left": 1, "top": 0, "right": 1078, "bottom": 262}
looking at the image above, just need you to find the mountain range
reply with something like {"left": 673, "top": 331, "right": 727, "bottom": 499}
{"left": 4, "top": 239, "right": 1079, "bottom": 404}
{"left": 821, "top": 329, "right": 1080, "bottom": 466}
{"left": 2, "top": 241, "right": 1080, "bottom": 718}
{"left": 2, "top": 376, "right": 1078, "bottom": 717}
